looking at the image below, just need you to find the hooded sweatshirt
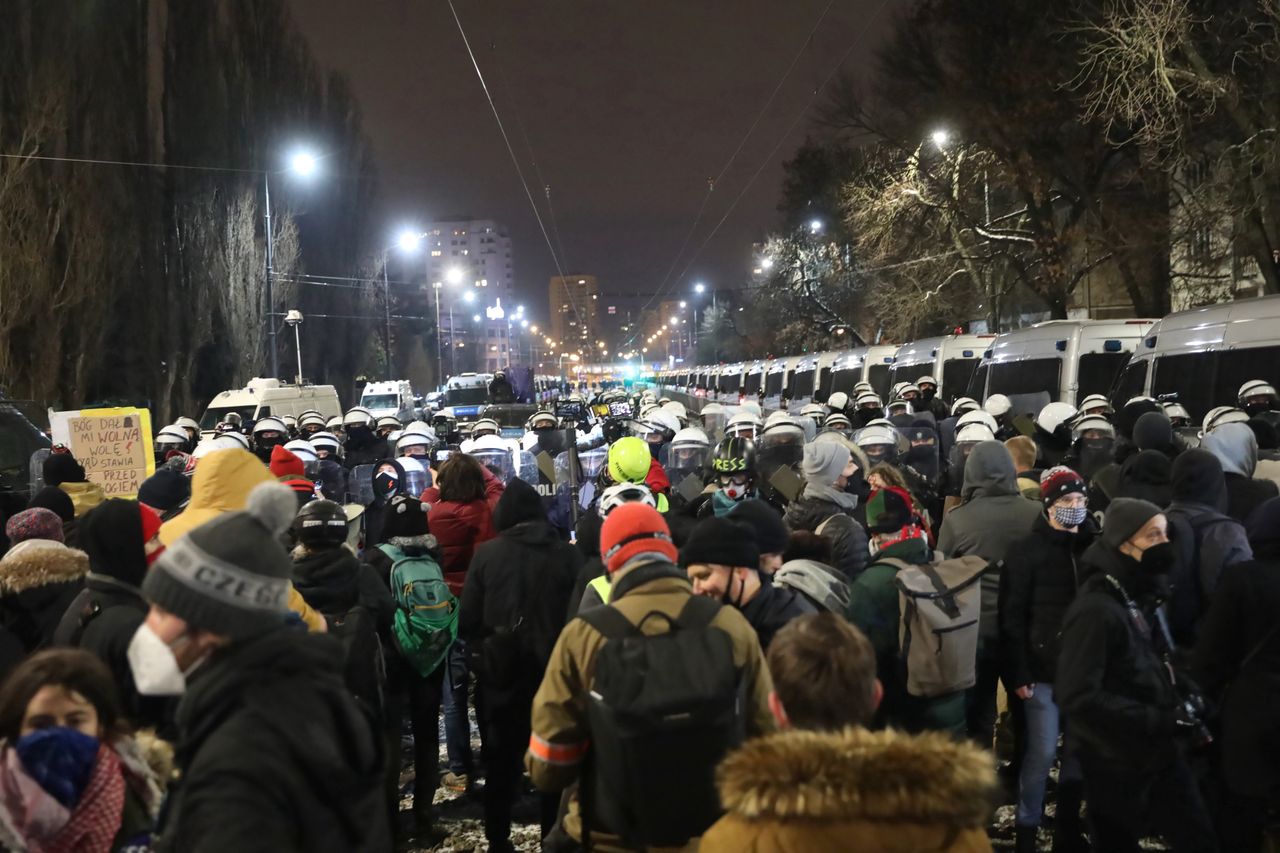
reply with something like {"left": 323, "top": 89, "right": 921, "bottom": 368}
{"left": 1202, "top": 422, "right": 1279, "bottom": 524}
{"left": 1114, "top": 449, "right": 1173, "bottom": 508}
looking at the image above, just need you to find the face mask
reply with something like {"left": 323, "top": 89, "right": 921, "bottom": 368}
{"left": 921, "top": 388, "right": 936, "bottom": 402}
{"left": 1136, "top": 540, "right": 1176, "bottom": 575}
{"left": 14, "top": 727, "right": 100, "bottom": 809}
{"left": 1052, "top": 504, "right": 1088, "bottom": 528}
{"left": 127, "top": 622, "right": 193, "bottom": 696}
{"left": 844, "top": 470, "right": 868, "bottom": 498}
{"left": 1245, "top": 402, "right": 1272, "bottom": 418}
{"left": 374, "top": 472, "right": 399, "bottom": 499}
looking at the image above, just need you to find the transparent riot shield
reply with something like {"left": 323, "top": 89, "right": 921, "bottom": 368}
{"left": 315, "top": 459, "right": 349, "bottom": 503}
{"left": 758, "top": 426, "right": 805, "bottom": 473}
{"left": 665, "top": 442, "right": 710, "bottom": 488}
{"left": 1006, "top": 391, "right": 1052, "bottom": 421}
{"left": 1073, "top": 437, "right": 1116, "bottom": 481}
{"left": 396, "top": 458, "right": 430, "bottom": 499}
{"left": 347, "top": 464, "right": 375, "bottom": 506}
{"left": 470, "top": 446, "right": 518, "bottom": 483}
{"left": 699, "top": 410, "right": 729, "bottom": 443}
{"left": 946, "top": 440, "right": 983, "bottom": 496}
{"left": 898, "top": 425, "right": 941, "bottom": 485}
{"left": 28, "top": 449, "right": 51, "bottom": 495}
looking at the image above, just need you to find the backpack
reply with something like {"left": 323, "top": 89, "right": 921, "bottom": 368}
{"left": 327, "top": 604, "right": 386, "bottom": 712}
{"left": 881, "top": 555, "right": 987, "bottom": 698}
{"left": 378, "top": 544, "right": 458, "bottom": 678}
{"left": 1166, "top": 510, "right": 1239, "bottom": 644}
{"left": 578, "top": 595, "right": 742, "bottom": 848}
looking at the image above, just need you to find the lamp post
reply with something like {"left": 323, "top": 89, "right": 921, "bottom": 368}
{"left": 284, "top": 310, "right": 304, "bottom": 384}
{"left": 263, "top": 149, "right": 319, "bottom": 380}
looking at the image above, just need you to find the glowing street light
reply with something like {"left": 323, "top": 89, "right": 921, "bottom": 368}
{"left": 931, "top": 129, "right": 950, "bottom": 149}
{"left": 809, "top": 218, "right": 823, "bottom": 234}
{"left": 761, "top": 256, "right": 774, "bottom": 269}
{"left": 463, "top": 290, "right": 476, "bottom": 304}
{"left": 445, "top": 267, "right": 465, "bottom": 286}
{"left": 397, "top": 229, "right": 422, "bottom": 253}
{"left": 289, "top": 150, "right": 319, "bottom": 177}
{"left": 694, "top": 281, "right": 706, "bottom": 294}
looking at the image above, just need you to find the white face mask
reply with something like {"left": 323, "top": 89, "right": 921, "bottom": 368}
{"left": 127, "top": 623, "right": 197, "bottom": 696}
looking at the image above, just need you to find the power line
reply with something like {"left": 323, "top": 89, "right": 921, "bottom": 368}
{"left": 445, "top": 0, "right": 586, "bottom": 331}
{"left": 0, "top": 151, "right": 264, "bottom": 174}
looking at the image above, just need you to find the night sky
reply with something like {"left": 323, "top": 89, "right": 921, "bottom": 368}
{"left": 290, "top": 0, "right": 892, "bottom": 325}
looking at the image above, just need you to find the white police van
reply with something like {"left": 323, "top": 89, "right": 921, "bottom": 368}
{"left": 970, "top": 319, "right": 1154, "bottom": 414}
{"left": 1115, "top": 294, "right": 1280, "bottom": 420}
{"left": 439, "top": 372, "right": 493, "bottom": 424}
{"left": 889, "top": 334, "right": 994, "bottom": 403}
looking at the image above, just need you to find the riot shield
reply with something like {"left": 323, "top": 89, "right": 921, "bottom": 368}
{"left": 315, "top": 459, "right": 348, "bottom": 503}
{"left": 1074, "top": 437, "right": 1116, "bottom": 481}
{"left": 898, "top": 425, "right": 941, "bottom": 485}
{"left": 347, "top": 464, "right": 375, "bottom": 506}
{"left": 758, "top": 428, "right": 805, "bottom": 473}
{"left": 397, "top": 460, "right": 430, "bottom": 499}
{"left": 665, "top": 442, "right": 710, "bottom": 487}
{"left": 28, "top": 449, "right": 51, "bottom": 495}
{"left": 945, "top": 439, "right": 987, "bottom": 496}
{"left": 1006, "top": 392, "right": 1052, "bottom": 421}
{"left": 699, "top": 410, "right": 729, "bottom": 443}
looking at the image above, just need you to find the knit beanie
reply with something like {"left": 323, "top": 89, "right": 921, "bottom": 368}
{"left": 1101, "top": 497, "right": 1162, "bottom": 548}
{"left": 381, "top": 494, "right": 429, "bottom": 539}
{"left": 1171, "top": 448, "right": 1226, "bottom": 507}
{"left": 865, "top": 487, "right": 914, "bottom": 535}
{"left": 5, "top": 508, "right": 64, "bottom": 546}
{"left": 138, "top": 468, "right": 191, "bottom": 513}
{"left": 269, "top": 445, "right": 306, "bottom": 479}
{"left": 43, "top": 453, "right": 87, "bottom": 487}
{"left": 680, "top": 516, "right": 760, "bottom": 569}
{"left": 27, "top": 486, "right": 75, "bottom": 522}
{"left": 600, "top": 502, "right": 678, "bottom": 574}
{"left": 143, "top": 482, "right": 297, "bottom": 639}
{"left": 1039, "top": 466, "right": 1087, "bottom": 509}
{"left": 802, "top": 442, "right": 850, "bottom": 487}
{"left": 728, "top": 499, "right": 790, "bottom": 554}
{"left": 1133, "top": 412, "right": 1173, "bottom": 452}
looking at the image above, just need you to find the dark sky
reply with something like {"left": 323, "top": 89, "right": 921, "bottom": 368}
{"left": 290, "top": 0, "right": 892, "bottom": 326}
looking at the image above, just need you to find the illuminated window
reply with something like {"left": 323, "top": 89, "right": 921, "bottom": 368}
{"left": 430, "top": 250, "right": 442, "bottom": 257}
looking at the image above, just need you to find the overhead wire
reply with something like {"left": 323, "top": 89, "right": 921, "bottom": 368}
{"left": 445, "top": 0, "right": 587, "bottom": 334}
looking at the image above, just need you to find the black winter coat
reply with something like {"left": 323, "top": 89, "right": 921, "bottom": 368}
{"left": 0, "top": 541, "right": 88, "bottom": 653}
{"left": 1192, "top": 553, "right": 1280, "bottom": 798}
{"left": 1055, "top": 542, "right": 1180, "bottom": 773}
{"left": 155, "top": 628, "right": 389, "bottom": 853}
{"left": 739, "top": 582, "right": 817, "bottom": 652}
{"left": 999, "top": 514, "right": 1094, "bottom": 686}
{"left": 1224, "top": 472, "right": 1279, "bottom": 526}
{"left": 292, "top": 545, "right": 396, "bottom": 630}
{"left": 460, "top": 519, "right": 581, "bottom": 705}
{"left": 784, "top": 497, "right": 869, "bottom": 581}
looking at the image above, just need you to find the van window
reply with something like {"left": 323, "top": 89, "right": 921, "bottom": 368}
{"left": 1153, "top": 353, "right": 1216, "bottom": 419}
{"left": 941, "top": 360, "right": 979, "bottom": 403}
{"left": 1112, "top": 360, "right": 1148, "bottom": 409}
{"left": 868, "top": 364, "right": 891, "bottom": 399}
{"left": 361, "top": 394, "right": 400, "bottom": 410}
{"left": 829, "top": 368, "right": 861, "bottom": 396}
{"left": 721, "top": 373, "right": 741, "bottom": 394}
{"left": 744, "top": 372, "right": 763, "bottom": 395}
{"left": 790, "top": 368, "right": 815, "bottom": 399}
{"left": 1216, "top": 347, "right": 1280, "bottom": 410}
{"left": 990, "top": 359, "right": 1061, "bottom": 399}
{"left": 968, "top": 363, "right": 989, "bottom": 400}
{"left": 1076, "top": 353, "right": 1131, "bottom": 401}
{"left": 765, "top": 372, "right": 784, "bottom": 396}
{"left": 889, "top": 363, "right": 934, "bottom": 386}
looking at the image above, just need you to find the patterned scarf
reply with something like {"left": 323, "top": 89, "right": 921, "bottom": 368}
{"left": 0, "top": 743, "right": 125, "bottom": 853}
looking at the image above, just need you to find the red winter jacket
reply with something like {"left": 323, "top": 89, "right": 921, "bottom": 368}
{"left": 421, "top": 468, "right": 505, "bottom": 595}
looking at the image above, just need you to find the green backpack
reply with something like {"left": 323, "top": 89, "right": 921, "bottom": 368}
{"left": 378, "top": 544, "right": 458, "bottom": 677}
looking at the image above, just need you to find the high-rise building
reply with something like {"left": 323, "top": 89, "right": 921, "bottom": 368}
{"left": 548, "top": 275, "right": 600, "bottom": 353}
{"left": 424, "top": 218, "right": 514, "bottom": 303}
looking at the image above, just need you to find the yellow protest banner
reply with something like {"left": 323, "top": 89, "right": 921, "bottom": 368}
{"left": 65, "top": 407, "right": 155, "bottom": 499}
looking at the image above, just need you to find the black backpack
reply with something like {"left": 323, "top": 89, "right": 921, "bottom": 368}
{"left": 578, "top": 595, "right": 742, "bottom": 848}
{"left": 327, "top": 604, "right": 386, "bottom": 715}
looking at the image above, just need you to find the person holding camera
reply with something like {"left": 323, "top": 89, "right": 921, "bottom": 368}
{"left": 1056, "top": 498, "right": 1218, "bottom": 853}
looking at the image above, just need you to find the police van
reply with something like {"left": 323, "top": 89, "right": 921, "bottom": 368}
{"left": 888, "top": 334, "right": 994, "bottom": 403}
{"left": 439, "top": 372, "right": 493, "bottom": 424}
{"left": 199, "top": 378, "right": 342, "bottom": 435}
{"left": 358, "top": 380, "right": 416, "bottom": 423}
{"left": 784, "top": 351, "right": 839, "bottom": 409}
{"left": 862, "top": 344, "right": 900, "bottom": 400}
{"left": 823, "top": 349, "right": 867, "bottom": 402}
{"left": 714, "top": 362, "right": 747, "bottom": 405}
{"left": 970, "top": 319, "right": 1154, "bottom": 413}
{"left": 1115, "top": 294, "right": 1280, "bottom": 420}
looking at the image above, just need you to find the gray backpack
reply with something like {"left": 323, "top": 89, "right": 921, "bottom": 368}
{"left": 879, "top": 555, "right": 987, "bottom": 697}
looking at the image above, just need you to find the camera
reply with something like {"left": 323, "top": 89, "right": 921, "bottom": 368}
{"left": 1174, "top": 689, "right": 1214, "bottom": 749}
{"left": 554, "top": 400, "right": 584, "bottom": 421}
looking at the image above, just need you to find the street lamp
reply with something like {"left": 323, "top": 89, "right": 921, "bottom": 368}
{"left": 284, "top": 310, "right": 304, "bottom": 385}
{"left": 445, "top": 266, "right": 465, "bottom": 286}
{"left": 809, "top": 218, "right": 823, "bottom": 234}
{"left": 264, "top": 147, "right": 321, "bottom": 380}
{"left": 931, "top": 128, "right": 950, "bottom": 149}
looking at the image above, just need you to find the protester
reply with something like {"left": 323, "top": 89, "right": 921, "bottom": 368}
{"left": 26, "top": 486, "right": 78, "bottom": 547}
{"left": 784, "top": 442, "right": 868, "bottom": 581}
{"left": 1113, "top": 448, "right": 1173, "bottom": 508}
{"left": 136, "top": 468, "right": 191, "bottom": 522}
{"left": 1201, "top": 421, "right": 1279, "bottom": 524}
{"left": 42, "top": 453, "right": 105, "bottom": 520}
{"left": 142, "top": 482, "right": 390, "bottom": 851}
{"left": 937, "top": 441, "right": 1040, "bottom": 744}
{"left": 701, "top": 614, "right": 997, "bottom": 852}
{"left": 1, "top": 509, "right": 88, "bottom": 654}
{"left": 418, "top": 451, "right": 505, "bottom": 793}
{"left": 1192, "top": 496, "right": 1280, "bottom": 852}
{"left": 0, "top": 649, "right": 166, "bottom": 851}
{"left": 848, "top": 487, "right": 970, "bottom": 735}
{"left": 52, "top": 500, "right": 165, "bottom": 729}
{"left": 1005, "top": 436, "right": 1042, "bottom": 500}
{"left": 528, "top": 503, "right": 773, "bottom": 850}
{"left": 460, "top": 478, "right": 580, "bottom": 851}
{"left": 999, "top": 467, "right": 1094, "bottom": 852}
{"left": 726, "top": 498, "right": 789, "bottom": 575}
{"left": 683, "top": 516, "right": 816, "bottom": 651}
{"left": 1056, "top": 498, "right": 1218, "bottom": 853}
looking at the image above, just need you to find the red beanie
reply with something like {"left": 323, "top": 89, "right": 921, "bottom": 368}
{"left": 599, "top": 502, "right": 677, "bottom": 574}
{"left": 138, "top": 504, "right": 163, "bottom": 543}
{"left": 269, "top": 445, "right": 305, "bottom": 479}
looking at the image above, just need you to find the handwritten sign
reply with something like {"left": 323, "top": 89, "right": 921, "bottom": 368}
{"left": 61, "top": 407, "right": 154, "bottom": 499}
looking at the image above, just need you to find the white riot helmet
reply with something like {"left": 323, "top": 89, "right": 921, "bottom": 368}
{"left": 402, "top": 421, "right": 437, "bottom": 439}
{"left": 1162, "top": 400, "right": 1192, "bottom": 426}
{"left": 823, "top": 412, "right": 853, "bottom": 433}
{"left": 984, "top": 394, "right": 1012, "bottom": 417}
{"left": 326, "top": 415, "right": 344, "bottom": 432}
{"left": 890, "top": 381, "right": 909, "bottom": 399}
{"left": 957, "top": 408, "right": 999, "bottom": 435}
{"left": 299, "top": 412, "right": 327, "bottom": 433}
{"left": 471, "top": 418, "right": 502, "bottom": 438}
{"left": 1078, "top": 394, "right": 1114, "bottom": 416}
{"left": 854, "top": 392, "right": 883, "bottom": 411}
{"left": 1203, "top": 406, "right": 1250, "bottom": 434}
{"left": 634, "top": 409, "right": 680, "bottom": 444}
{"left": 155, "top": 425, "right": 189, "bottom": 450}
{"left": 309, "top": 432, "right": 343, "bottom": 459}
{"left": 955, "top": 422, "right": 996, "bottom": 444}
{"left": 738, "top": 400, "right": 763, "bottom": 417}
{"left": 725, "top": 410, "right": 763, "bottom": 440}
{"left": 174, "top": 416, "right": 200, "bottom": 434}
{"left": 799, "top": 403, "right": 828, "bottom": 422}
{"left": 917, "top": 375, "right": 938, "bottom": 390}
{"left": 284, "top": 440, "right": 319, "bottom": 465}
{"left": 526, "top": 410, "right": 558, "bottom": 431}
{"left": 343, "top": 409, "right": 373, "bottom": 428}
{"left": 671, "top": 426, "right": 711, "bottom": 449}
{"left": 1037, "top": 402, "right": 1078, "bottom": 436}
{"left": 899, "top": 382, "right": 921, "bottom": 401}
{"left": 852, "top": 382, "right": 873, "bottom": 395}
{"left": 826, "top": 392, "right": 850, "bottom": 412}
{"left": 661, "top": 401, "right": 689, "bottom": 427}
{"left": 700, "top": 402, "right": 725, "bottom": 417}
{"left": 396, "top": 430, "right": 435, "bottom": 457}
{"left": 375, "top": 415, "right": 402, "bottom": 434}
{"left": 950, "top": 396, "right": 980, "bottom": 417}
{"left": 855, "top": 424, "right": 899, "bottom": 448}
{"left": 1239, "top": 379, "right": 1279, "bottom": 405}
{"left": 1071, "top": 415, "right": 1116, "bottom": 441}
{"left": 886, "top": 398, "right": 911, "bottom": 416}
{"left": 597, "top": 482, "right": 657, "bottom": 519}
{"left": 212, "top": 431, "right": 250, "bottom": 451}
{"left": 252, "top": 416, "right": 288, "bottom": 438}
{"left": 281, "top": 415, "right": 299, "bottom": 432}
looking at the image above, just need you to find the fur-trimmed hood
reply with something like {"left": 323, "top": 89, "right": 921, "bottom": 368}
{"left": 715, "top": 727, "right": 996, "bottom": 827}
{"left": 0, "top": 539, "right": 89, "bottom": 594}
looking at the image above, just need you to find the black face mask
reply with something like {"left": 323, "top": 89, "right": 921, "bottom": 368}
{"left": 1245, "top": 402, "right": 1274, "bottom": 418}
{"left": 374, "top": 472, "right": 399, "bottom": 500}
{"left": 1137, "top": 540, "right": 1176, "bottom": 575}
{"left": 920, "top": 388, "right": 936, "bottom": 402}
{"left": 844, "top": 469, "right": 870, "bottom": 500}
